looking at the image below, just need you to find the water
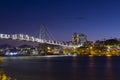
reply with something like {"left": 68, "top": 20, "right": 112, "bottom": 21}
{"left": 1, "top": 56, "right": 120, "bottom": 80}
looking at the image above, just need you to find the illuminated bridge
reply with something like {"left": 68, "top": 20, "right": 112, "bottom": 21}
{"left": 0, "top": 24, "right": 82, "bottom": 48}
{"left": 0, "top": 33, "right": 81, "bottom": 48}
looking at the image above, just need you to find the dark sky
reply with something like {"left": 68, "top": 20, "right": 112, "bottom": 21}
{"left": 0, "top": 0, "right": 120, "bottom": 42}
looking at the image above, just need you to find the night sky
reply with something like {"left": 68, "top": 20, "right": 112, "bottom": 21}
{"left": 0, "top": 0, "right": 120, "bottom": 42}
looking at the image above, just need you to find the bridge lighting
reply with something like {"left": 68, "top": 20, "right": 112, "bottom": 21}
{"left": 24, "top": 35, "right": 29, "bottom": 41}
{"left": 19, "top": 34, "right": 24, "bottom": 40}
{"left": 30, "top": 36, "right": 35, "bottom": 42}
{"left": 0, "top": 33, "right": 81, "bottom": 49}
{"left": 51, "top": 41, "right": 54, "bottom": 44}
{"left": 12, "top": 34, "right": 17, "bottom": 40}
{"left": 7, "top": 35, "right": 10, "bottom": 38}
{"left": 0, "top": 34, "right": 3, "bottom": 38}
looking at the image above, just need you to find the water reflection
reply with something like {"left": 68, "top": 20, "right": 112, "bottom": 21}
{"left": 104, "top": 56, "right": 116, "bottom": 80}
{"left": 71, "top": 56, "right": 77, "bottom": 80}
{"left": 2, "top": 56, "right": 120, "bottom": 80}
{"left": 45, "top": 57, "right": 53, "bottom": 80}
{"left": 0, "top": 69, "right": 16, "bottom": 80}
{"left": 87, "top": 56, "right": 97, "bottom": 80}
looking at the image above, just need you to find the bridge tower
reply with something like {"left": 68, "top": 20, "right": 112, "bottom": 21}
{"left": 38, "top": 24, "right": 47, "bottom": 55}
{"left": 39, "top": 24, "right": 46, "bottom": 42}
{"left": 38, "top": 24, "right": 62, "bottom": 55}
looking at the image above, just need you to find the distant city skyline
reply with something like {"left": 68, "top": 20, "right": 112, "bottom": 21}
{"left": 0, "top": 0, "right": 120, "bottom": 42}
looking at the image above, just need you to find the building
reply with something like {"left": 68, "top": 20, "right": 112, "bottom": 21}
{"left": 79, "top": 33, "right": 87, "bottom": 45}
{"left": 72, "top": 33, "right": 79, "bottom": 45}
{"left": 72, "top": 33, "right": 87, "bottom": 46}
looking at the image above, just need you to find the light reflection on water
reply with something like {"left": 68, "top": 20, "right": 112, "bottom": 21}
{"left": 71, "top": 56, "right": 77, "bottom": 80}
{"left": 87, "top": 56, "right": 96, "bottom": 80}
{"left": 45, "top": 57, "right": 53, "bottom": 80}
{"left": 1, "top": 56, "right": 120, "bottom": 80}
{"left": 104, "top": 56, "right": 115, "bottom": 80}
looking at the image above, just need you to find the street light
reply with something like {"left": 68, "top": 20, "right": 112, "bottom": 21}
{"left": 47, "top": 47, "right": 51, "bottom": 53}
{"left": 89, "top": 46, "right": 93, "bottom": 55}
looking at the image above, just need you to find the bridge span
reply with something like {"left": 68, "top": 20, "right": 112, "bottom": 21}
{"left": 0, "top": 33, "right": 81, "bottom": 48}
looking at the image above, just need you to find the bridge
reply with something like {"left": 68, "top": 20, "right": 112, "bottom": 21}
{"left": 0, "top": 24, "right": 82, "bottom": 50}
{"left": 0, "top": 33, "right": 81, "bottom": 48}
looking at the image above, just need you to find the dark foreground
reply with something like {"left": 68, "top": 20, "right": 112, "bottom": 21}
{"left": 1, "top": 55, "right": 120, "bottom": 80}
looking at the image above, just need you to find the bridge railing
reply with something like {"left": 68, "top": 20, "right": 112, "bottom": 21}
{"left": 0, "top": 34, "right": 10, "bottom": 39}
{"left": 0, "top": 33, "right": 81, "bottom": 48}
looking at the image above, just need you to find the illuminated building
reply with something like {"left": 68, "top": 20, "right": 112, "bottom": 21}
{"left": 72, "top": 33, "right": 79, "bottom": 45}
{"left": 72, "top": 33, "right": 87, "bottom": 46}
{"left": 79, "top": 33, "right": 87, "bottom": 46}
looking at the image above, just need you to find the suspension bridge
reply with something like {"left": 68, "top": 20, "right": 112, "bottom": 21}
{"left": 0, "top": 24, "right": 81, "bottom": 48}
